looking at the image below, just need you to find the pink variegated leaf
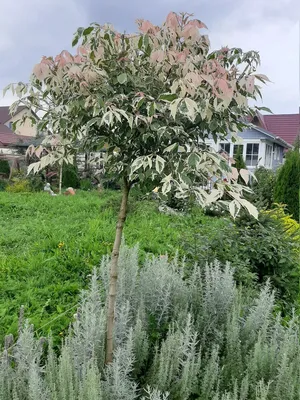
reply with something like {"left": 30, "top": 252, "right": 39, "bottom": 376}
{"left": 186, "top": 19, "right": 207, "bottom": 30}
{"left": 33, "top": 63, "right": 51, "bottom": 81}
{"left": 217, "top": 78, "right": 234, "bottom": 100}
{"left": 165, "top": 12, "right": 178, "bottom": 30}
{"left": 35, "top": 145, "right": 44, "bottom": 158}
{"left": 61, "top": 50, "right": 73, "bottom": 63}
{"left": 74, "top": 55, "right": 84, "bottom": 63}
{"left": 150, "top": 50, "right": 165, "bottom": 63}
{"left": 139, "top": 20, "right": 157, "bottom": 34}
{"left": 245, "top": 76, "right": 255, "bottom": 94}
{"left": 182, "top": 25, "right": 200, "bottom": 41}
{"left": 77, "top": 46, "right": 88, "bottom": 55}
{"left": 176, "top": 50, "right": 188, "bottom": 63}
{"left": 40, "top": 56, "right": 54, "bottom": 66}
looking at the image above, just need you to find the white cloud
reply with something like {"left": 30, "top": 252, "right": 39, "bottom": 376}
{"left": 0, "top": 0, "right": 89, "bottom": 105}
{"left": 209, "top": 0, "right": 299, "bottom": 113}
{"left": 1, "top": 0, "right": 298, "bottom": 114}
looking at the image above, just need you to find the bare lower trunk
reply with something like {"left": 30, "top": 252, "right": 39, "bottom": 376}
{"left": 59, "top": 164, "right": 63, "bottom": 195}
{"left": 105, "top": 177, "right": 130, "bottom": 364}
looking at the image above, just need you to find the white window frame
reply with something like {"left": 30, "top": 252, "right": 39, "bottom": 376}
{"left": 245, "top": 143, "right": 260, "bottom": 167}
{"left": 265, "top": 143, "right": 273, "bottom": 168}
{"left": 219, "top": 142, "right": 231, "bottom": 154}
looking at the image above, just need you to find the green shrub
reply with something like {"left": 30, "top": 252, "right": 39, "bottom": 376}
{"left": 181, "top": 209, "right": 299, "bottom": 307}
{"left": 62, "top": 163, "right": 80, "bottom": 188}
{"left": 0, "top": 159, "right": 10, "bottom": 176}
{"left": 0, "top": 179, "right": 8, "bottom": 191}
{"left": 233, "top": 145, "right": 247, "bottom": 185}
{"left": 274, "top": 149, "right": 300, "bottom": 221}
{"left": 28, "top": 173, "right": 45, "bottom": 192}
{"left": 251, "top": 167, "right": 277, "bottom": 209}
{"left": 5, "top": 177, "right": 31, "bottom": 193}
{"left": 235, "top": 211, "right": 299, "bottom": 306}
{"left": 1, "top": 245, "right": 300, "bottom": 400}
{"left": 80, "top": 178, "right": 93, "bottom": 191}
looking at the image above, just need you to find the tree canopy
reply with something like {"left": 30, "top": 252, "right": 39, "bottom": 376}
{"left": 5, "top": 12, "right": 270, "bottom": 362}
{"left": 6, "top": 11, "right": 269, "bottom": 218}
{"left": 274, "top": 149, "right": 300, "bottom": 221}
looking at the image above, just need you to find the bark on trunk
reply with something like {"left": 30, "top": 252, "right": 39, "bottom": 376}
{"left": 105, "top": 177, "right": 130, "bottom": 364}
{"left": 58, "top": 164, "right": 63, "bottom": 195}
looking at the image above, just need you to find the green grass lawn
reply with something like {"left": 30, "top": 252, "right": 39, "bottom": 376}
{"left": 0, "top": 190, "right": 227, "bottom": 345}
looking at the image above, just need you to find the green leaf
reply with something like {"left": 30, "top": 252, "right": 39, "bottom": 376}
{"left": 72, "top": 27, "right": 84, "bottom": 46}
{"left": 170, "top": 99, "right": 182, "bottom": 120}
{"left": 162, "top": 179, "right": 172, "bottom": 195}
{"left": 72, "top": 35, "right": 79, "bottom": 47}
{"left": 180, "top": 173, "right": 192, "bottom": 186}
{"left": 101, "top": 111, "right": 113, "bottom": 126}
{"left": 143, "top": 35, "right": 149, "bottom": 48}
{"left": 136, "top": 98, "right": 145, "bottom": 110}
{"left": 128, "top": 115, "right": 133, "bottom": 129}
{"left": 83, "top": 27, "right": 94, "bottom": 36}
{"left": 148, "top": 102, "right": 156, "bottom": 117}
{"left": 131, "top": 158, "right": 144, "bottom": 174}
{"left": 3, "top": 84, "right": 11, "bottom": 97}
{"left": 138, "top": 36, "right": 143, "bottom": 50}
{"left": 229, "top": 200, "right": 240, "bottom": 219}
{"left": 253, "top": 73, "right": 271, "bottom": 83}
{"left": 155, "top": 155, "right": 165, "bottom": 174}
{"left": 209, "top": 119, "right": 218, "bottom": 131}
{"left": 255, "top": 106, "right": 273, "bottom": 114}
{"left": 187, "top": 153, "right": 200, "bottom": 168}
{"left": 117, "top": 73, "right": 128, "bottom": 84}
{"left": 159, "top": 93, "right": 177, "bottom": 102}
{"left": 164, "top": 143, "right": 178, "bottom": 153}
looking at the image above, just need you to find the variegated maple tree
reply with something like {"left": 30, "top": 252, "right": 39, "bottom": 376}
{"left": 7, "top": 12, "right": 270, "bottom": 363}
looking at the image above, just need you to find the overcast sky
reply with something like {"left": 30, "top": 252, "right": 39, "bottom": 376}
{"left": 0, "top": 0, "right": 299, "bottom": 114}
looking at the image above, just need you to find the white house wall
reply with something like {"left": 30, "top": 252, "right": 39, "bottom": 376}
{"left": 0, "top": 147, "right": 19, "bottom": 156}
{"left": 205, "top": 129, "right": 287, "bottom": 170}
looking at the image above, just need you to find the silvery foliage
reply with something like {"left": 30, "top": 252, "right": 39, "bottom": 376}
{"left": 1, "top": 244, "right": 300, "bottom": 399}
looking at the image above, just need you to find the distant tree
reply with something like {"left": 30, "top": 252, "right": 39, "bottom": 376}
{"left": 7, "top": 12, "right": 269, "bottom": 362}
{"left": 234, "top": 146, "right": 247, "bottom": 171}
{"left": 274, "top": 149, "right": 300, "bottom": 221}
{"left": 293, "top": 134, "right": 300, "bottom": 150}
{"left": 62, "top": 162, "right": 80, "bottom": 189}
{"left": 0, "top": 159, "right": 10, "bottom": 176}
{"left": 251, "top": 167, "right": 276, "bottom": 209}
{"left": 233, "top": 145, "right": 247, "bottom": 185}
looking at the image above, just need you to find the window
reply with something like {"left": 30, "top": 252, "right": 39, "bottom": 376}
{"left": 265, "top": 144, "right": 272, "bottom": 168}
{"left": 233, "top": 145, "right": 244, "bottom": 156}
{"left": 246, "top": 143, "right": 259, "bottom": 166}
{"left": 8, "top": 122, "right": 13, "bottom": 130}
{"left": 274, "top": 145, "right": 281, "bottom": 161}
{"left": 219, "top": 142, "right": 230, "bottom": 154}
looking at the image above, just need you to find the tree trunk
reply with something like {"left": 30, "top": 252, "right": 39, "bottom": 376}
{"left": 105, "top": 177, "right": 130, "bottom": 364}
{"left": 59, "top": 164, "right": 63, "bottom": 195}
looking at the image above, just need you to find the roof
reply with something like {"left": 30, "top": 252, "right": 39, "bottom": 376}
{"left": 0, "top": 123, "right": 14, "bottom": 134}
{"left": 262, "top": 113, "right": 299, "bottom": 146}
{"left": 0, "top": 131, "right": 33, "bottom": 147}
{"left": 0, "top": 106, "right": 27, "bottom": 124}
{"left": 251, "top": 124, "right": 292, "bottom": 149}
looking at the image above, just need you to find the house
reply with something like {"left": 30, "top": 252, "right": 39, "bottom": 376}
{"left": 0, "top": 106, "right": 38, "bottom": 156}
{"left": 206, "top": 117, "right": 292, "bottom": 171}
{"left": 0, "top": 106, "right": 40, "bottom": 176}
{"left": 0, "top": 106, "right": 37, "bottom": 137}
{"left": 256, "top": 112, "right": 299, "bottom": 146}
